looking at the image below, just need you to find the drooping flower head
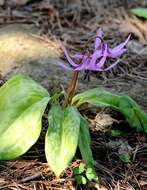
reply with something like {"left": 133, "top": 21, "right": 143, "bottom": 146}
{"left": 60, "top": 29, "right": 130, "bottom": 77}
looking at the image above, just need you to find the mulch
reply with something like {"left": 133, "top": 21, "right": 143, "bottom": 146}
{"left": 0, "top": 0, "right": 147, "bottom": 189}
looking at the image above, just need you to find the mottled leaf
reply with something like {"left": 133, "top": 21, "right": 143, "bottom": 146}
{"left": 78, "top": 116, "right": 94, "bottom": 167}
{"left": 45, "top": 105, "right": 80, "bottom": 177}
{"left": 0, "top": 75, "right": 50, "bottom": 160}
{"left": 72, "top": 88, "right": 147, "bottom": 132}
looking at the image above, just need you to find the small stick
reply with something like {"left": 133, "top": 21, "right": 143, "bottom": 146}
{"left": 21, "top": 172, "right": 42, "bottom": 183}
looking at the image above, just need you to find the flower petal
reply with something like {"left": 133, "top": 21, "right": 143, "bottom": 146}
{"left": 94, "top": 28, "right": 103, "bottom": 50}
{"left": 58, "top": 62, "right": 73, "bottom": 71}
{"left": 109, "top": 34, "right": 131, "bottom": 55}
{"left": 62, "top": 45, "right": 79, "bottom": 67}
{"left": 103, "top": 59, "right": 120, "bottom": 71}
{"left": 61, "top": 30, "right": 129, "bottom": 73}
{"left": 108, "top": 48, "right": 127, "bottom": 58}
{"left": 73, "top": 53, "right": 89, "bottom": 60}
{"left": 89, "top": 50, "right": 102, "bottom": 70}
{"left": 96, "top": 44, "right": 108, "bottom": 68}
{"left": 74, "top": 57, "right": 90, "bottom": 71}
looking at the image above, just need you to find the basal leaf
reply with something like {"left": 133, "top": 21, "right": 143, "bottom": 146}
{"left": 72, "top": 88, "right": 119, "bottom": 108}
{"left": 78, "top": 116, "right": 97, "bottom": 181}
{"left": 78, "top": 116, "right": 94, "bottom": 167}
{"left": 0, "top": 75, "right": 50, "bottom": 160}
{"left": 118, "top": 95, "right": 143, "bottom": 131}
{"left": 130, "top": 8, "right": 147, "bottom": 19}
{"left": 0, "top": 98, "right": 49, "bottom": 160}
{"left": 72, "top": 88, "right": 147, "bottom": 132}
{"left": 45, "top": 105, "right": 80, "bottom": 177}
{"left": 134, "top": 108, "right": 147, "bottom": 133}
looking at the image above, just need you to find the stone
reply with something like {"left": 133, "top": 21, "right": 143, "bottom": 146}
{"left": 0, "top": 24, "right": 99, "bottom": 93}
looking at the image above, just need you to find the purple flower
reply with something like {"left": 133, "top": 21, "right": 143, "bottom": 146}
{"left": 60, "top": 29, "right": 131, "bottom": 73}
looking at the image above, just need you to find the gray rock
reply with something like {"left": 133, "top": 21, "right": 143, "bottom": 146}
{"left": 0, "top": 24, "right": 99, "bottom": 93}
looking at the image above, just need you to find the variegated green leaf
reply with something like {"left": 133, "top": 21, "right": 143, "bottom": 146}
{"left": 45, "top": 105, "right": 80, "bottom": 177}
{"left": 78, "top": 116, "right": 98, "bottom": 181}
{"left": 78, "top": 116, "right": 94, "bottom": 167}
{"left": 72, "top": 88, "right": 147, "bottom": 132}
{"left": 0, "top": 75, "right": 50, "bottom": 160}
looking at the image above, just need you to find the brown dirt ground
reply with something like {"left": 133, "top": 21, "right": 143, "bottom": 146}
{"left": 0, "top": 0, "right": 147, "bottom": 189}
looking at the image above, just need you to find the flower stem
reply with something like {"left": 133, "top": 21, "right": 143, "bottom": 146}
{"left": 63, "top": 71, "right": 79, "bottom": 107}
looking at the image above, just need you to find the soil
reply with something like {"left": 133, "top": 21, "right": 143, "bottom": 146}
{"left": 0, "top": 0, "right": 147, "bottom": 190}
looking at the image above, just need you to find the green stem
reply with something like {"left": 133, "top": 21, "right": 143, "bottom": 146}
{"left": 63, "top": 71, "right": 79, "bottom": 107}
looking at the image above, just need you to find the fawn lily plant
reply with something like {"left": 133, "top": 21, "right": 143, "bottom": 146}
{"left": 0, "top": 29, "right": 147, "bottom": 182}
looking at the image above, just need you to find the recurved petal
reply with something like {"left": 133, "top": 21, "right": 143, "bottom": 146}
{"left": 109, "top": 34, "right": 131, "bottom": 54}
{"left": 103, "top": 59, "right": 120, "bottom": 71}
{"left": 74, "top": 57, "right": 90, "bottom": 71}
{"left": 73, "top": 53, "right": 89, "bottom": 60}
{"left": 95, "top": 56, "right": 106, "bottom": 70}
{"left": 108, "top": 48, "right": 127, "bottom": 58}
{"left": 62, "top": 45, "right": 79, "bottom": 67}
{"left": 94, "top": 28, "right": 103, "bottom": 50}
{"left": 89, "top": 50, "right": 102, "bottom": 70}
{"left": 58, "top": 62, "right": 74, "bottom": 71}
{"left": 96, "top": 44, "right": 108, "bottom": 68}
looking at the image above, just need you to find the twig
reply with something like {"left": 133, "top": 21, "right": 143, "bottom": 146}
{"left": 21, "top": 172, "right": 42, "bottom": 183}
